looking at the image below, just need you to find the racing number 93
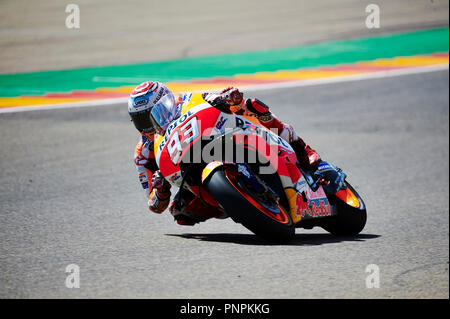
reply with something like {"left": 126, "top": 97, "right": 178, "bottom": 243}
{"left": 167, "top": 116, "right": 199, "bottom": 164}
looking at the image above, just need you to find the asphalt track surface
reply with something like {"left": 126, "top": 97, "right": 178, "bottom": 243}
{"left": 0, "top": 70, "right": 448, "bottom": 298}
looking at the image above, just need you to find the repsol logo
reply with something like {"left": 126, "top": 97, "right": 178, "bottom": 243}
{"left": 159, "top": 110, "right": 193, "bottom": 151}
{"left": 235, "top": 117, "right": 290, "bottom": 149}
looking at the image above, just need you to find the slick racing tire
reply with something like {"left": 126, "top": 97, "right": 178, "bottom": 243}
{"left": 322, "top": 182, "right": 367, "bottom": 236}
{"left": 204, "top": 169, "right": 295, "bottom": 243}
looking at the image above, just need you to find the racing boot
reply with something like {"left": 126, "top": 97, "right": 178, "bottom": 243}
{"left": 169, "top": 188, "right": 225, "bottom": 226}
{"left": 280, "top": 123, "right": 321, "bottom": 172}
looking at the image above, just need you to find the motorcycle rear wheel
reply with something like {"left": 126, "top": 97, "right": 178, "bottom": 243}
{"left": 204, "top": 169, "right": 295, "bottom": 243}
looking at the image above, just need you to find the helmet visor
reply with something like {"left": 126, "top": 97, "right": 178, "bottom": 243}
{"left": 150, "top": 93, "right": 178, "bottom": 133}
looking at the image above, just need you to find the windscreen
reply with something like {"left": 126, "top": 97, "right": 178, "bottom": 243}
{"left": 149, "top": 93, "right": 179, "bottom": 133}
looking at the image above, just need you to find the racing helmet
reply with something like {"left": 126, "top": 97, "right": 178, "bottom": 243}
{"left": 128, "top": 81, "right": 180, "bottom": 135}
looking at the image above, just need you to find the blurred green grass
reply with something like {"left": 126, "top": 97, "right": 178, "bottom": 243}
{"left": 0, "top": 27, "right": 448, "bottom": 97}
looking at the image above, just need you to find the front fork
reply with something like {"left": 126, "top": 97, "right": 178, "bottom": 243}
{"left": 281, "top": 156, "right": 346, "bottom": 224}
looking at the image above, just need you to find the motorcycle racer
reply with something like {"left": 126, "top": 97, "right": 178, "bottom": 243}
{"left": 128, "top": 81, "right": 343, "bottom": 226}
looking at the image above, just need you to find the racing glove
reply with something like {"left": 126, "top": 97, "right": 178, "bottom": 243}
{"left": 148, "top": 170, "right": 171, "bottom": 213}
{"left": 203, "top": 87, "right": 244, "bottom": 113}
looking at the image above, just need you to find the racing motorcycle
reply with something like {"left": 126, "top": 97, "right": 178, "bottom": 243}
{"left": 152, "top": 93, "right": 366, "bottom": 242}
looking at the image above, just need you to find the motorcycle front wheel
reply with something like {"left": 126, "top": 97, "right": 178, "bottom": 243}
{"left": 322, "top": 182, "right": 367, "bottom": 236}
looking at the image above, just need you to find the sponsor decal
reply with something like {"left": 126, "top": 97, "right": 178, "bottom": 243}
{"left": 296, "top": 193, "right": 331, "bottom": 218}
{"left": 133, "top": 96, "right": 148, "bottom": 107}
{"left": 235, "top": 116, "right": 290, "bottom": 149}
{"left": 181, "top": 93, "right": 192, "bottom": 107}
{"left": 317, "top": 161, "right": 335, "bottom": 173}
{"left": 293, "top": 176, "right": 308, "bottom": 194}
{"left": 237, "top": 164, "right": 252, "bottom": 178}
{"left": 309, "top": 198, "right": 332, "bottom": 217}
{"left": 169, "top": 173, "right": 181, "bottom": 183}
{"left": 159, "top": 110, "right": 194, "bottom": 151}
{"left": 153, "top": 87, "right": 164, "bottom": 103}
{"left": 216, "top": 116, "right": 227, "bottom": 130}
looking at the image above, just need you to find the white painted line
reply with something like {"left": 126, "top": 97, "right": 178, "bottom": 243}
{"left": 92, "top": 76, "right": 152, "bottom": 83}
{"left": 0, "top": 97, "right": 128, "bottom": 114}
{"left": 1, "top": 63, "right": 448, "bottom": 114}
